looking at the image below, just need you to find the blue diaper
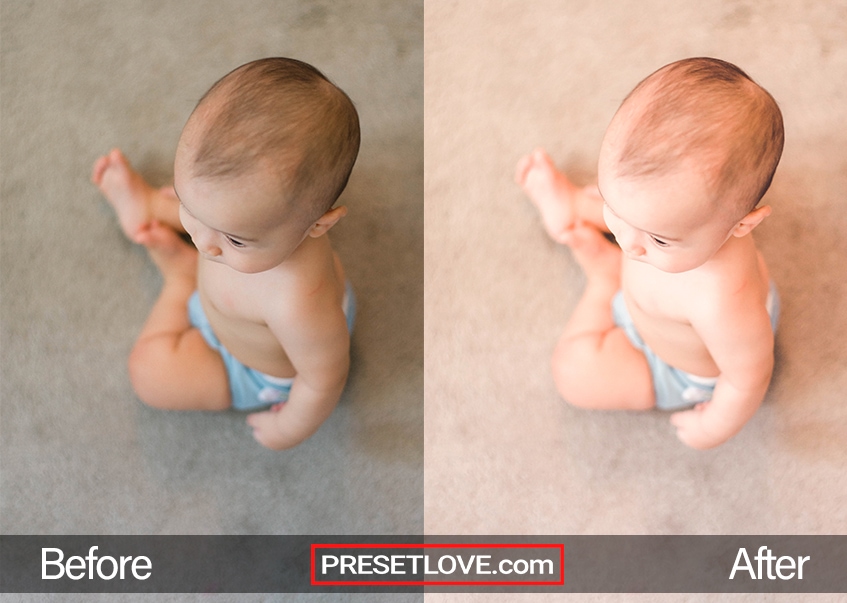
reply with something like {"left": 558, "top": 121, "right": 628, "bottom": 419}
{"left": 612, "top": 283, "right": 779, "bottom": 411}
{"left": 188, "top": 282, "right": 356, "bottom": 411}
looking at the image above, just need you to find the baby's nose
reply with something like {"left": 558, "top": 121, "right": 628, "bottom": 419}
{"left": 200, "top": 244, "right": 222, "bottom": 257}
{"left": 192, "top": 231, "right": 222, "bottom": 257}
{"left": 617, "top": 233, "right": 646, "bottom": 256}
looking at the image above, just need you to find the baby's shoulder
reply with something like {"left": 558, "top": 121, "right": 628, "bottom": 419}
{"left": 257, "top": 261, "right": 325, "bottom": 307}
{"left": 258, "top": 252, "right": 343, "bottom": 324}
{"left": 685, "top": 259, "right": 769, "bottom": 326}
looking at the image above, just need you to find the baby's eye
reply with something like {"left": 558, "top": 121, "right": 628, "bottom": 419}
{"left": 650, "top": 235, "right": 669, "bottom": 247}
{"left": 225, "top": 236, "right": 246, "bottom": 248}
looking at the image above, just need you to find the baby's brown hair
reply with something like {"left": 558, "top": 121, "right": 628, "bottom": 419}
{"left": 612, "top": 57, "right": 783, "bottom": 217}
{"left": 190, "top": 57, "right": 360, "bottom": 223}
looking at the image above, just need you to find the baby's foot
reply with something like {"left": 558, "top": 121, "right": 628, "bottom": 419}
{"left": 135, "top": 221, "right": 198, "bottom": 287}
{"left": 515, "top": 148, "right": 580, "bottom": 243}
{"left": 562, "top": 222, "right": 622, "bottom": 288}
{"left": 91, "top": 149, "right": 156, "bottom": 242}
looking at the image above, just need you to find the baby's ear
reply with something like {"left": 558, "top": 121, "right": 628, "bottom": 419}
{"left": 732, "top": 205, "right": 771, "bottom": 238}
{"left": 308, "top": 205, "right": 347, "bottom": 238}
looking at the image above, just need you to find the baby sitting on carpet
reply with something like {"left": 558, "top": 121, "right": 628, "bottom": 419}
{"left": 92, "top": 58, "right": 360, "bottom": 450}
{"left": 516, "top": 57, "right": 783, "bottom": 449}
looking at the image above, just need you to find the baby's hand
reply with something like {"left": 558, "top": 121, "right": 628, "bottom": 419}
{"left": 246, "top": 405, "right": 289, "bottom": 450}
{"left": 670, "top": 404, "right": 723, "bottom": 450}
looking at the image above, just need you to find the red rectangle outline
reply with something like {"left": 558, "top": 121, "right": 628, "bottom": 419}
{"left": 310, "top": 543, "right": 565, "bottom": 586}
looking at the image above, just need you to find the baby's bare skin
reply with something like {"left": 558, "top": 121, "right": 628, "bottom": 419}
{"left": 515, "top": 148, "right": 607, "bottom": 239}
{"left": 518, "top": 146, "right": 775, "bottom": 450}
{"left": 621, "top": 235, "right": 770, "bottom": 377}
{"left": 91, "top": 149, "right": 183, "bottom": 240}
{"left": 196, "top": 234, "right": 346, "bottom": 378}
{"left": 94, "top": 147, "right": 350, "bottom": 450}
{"left": 138, "top": 221, "right": 198, "bottom": 286}
{"left": 93, "top": 58, "right": 361, "bottom": 452}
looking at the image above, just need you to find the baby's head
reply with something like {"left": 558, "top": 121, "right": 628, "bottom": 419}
{"left": 174, "top": 58, "right": 360, "bottom": 273}
{"left": 598, "top": 57, "right": 783, "bottom": 272}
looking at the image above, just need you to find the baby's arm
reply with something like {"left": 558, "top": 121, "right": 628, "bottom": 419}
{"left": 247, "top": 290, "right": 350, "bottom": 450}
{"left": 671, "top": 294, "right": 775, "bottom": 449}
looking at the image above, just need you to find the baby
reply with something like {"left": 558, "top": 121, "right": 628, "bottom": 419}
{"left": 516, "top": 58, "right": 783, "bottom": 449}
{"left": 92, "top": 58, "right": 360, "bottom": 450}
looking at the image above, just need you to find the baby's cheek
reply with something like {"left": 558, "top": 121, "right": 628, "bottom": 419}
{"left": 604, "top": 216, "right": 621, "bottom": 241}
{"left": 177, "top": 207, "right": 192, "bottom": 234}
{"left": 601, "top": 206, "right": 617, "bottom": 232}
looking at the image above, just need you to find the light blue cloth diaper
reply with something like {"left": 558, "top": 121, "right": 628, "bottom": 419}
{"left": 611, "top": 282, "right": 779, "bottom": 411}
{"left": 188, "top": 281, "right": 355, "bottom": 411}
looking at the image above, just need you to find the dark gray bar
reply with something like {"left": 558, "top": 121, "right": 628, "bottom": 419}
{"left": 0, "top": 536, "right": 422, "bottom": 594}
{"left": 1, "top": 536, "right": 844, "bottom": 593}
{"left": 424, "top": 536, "right": 846, "bottom": 593}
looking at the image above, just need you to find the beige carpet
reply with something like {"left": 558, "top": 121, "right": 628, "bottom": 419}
{"left": 425, "top": 1, "right": 847, "bottom": 601}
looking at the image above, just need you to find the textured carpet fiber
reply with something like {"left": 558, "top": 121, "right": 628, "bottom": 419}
{"left": 425, "top": 4, "right": 847, "bottom": 601}
{"left": 1, "top": 0, "right": 422, "bottom": 554}
{"left": 4, "top": 1, "right": 847, "bottom": 602}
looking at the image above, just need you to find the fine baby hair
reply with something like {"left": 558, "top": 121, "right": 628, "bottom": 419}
{"left": 610, "top": 57, "right": 784, "bottom": 218}
{"left": 189, "top": 57, "right": 361, "bottom": 224}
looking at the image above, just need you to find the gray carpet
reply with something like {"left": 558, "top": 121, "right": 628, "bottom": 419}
{"left": 1, "top": 1, "right": 422, "bottom": 601}
{"left": 425, "top": 1, "right": 846, "bottom": 601}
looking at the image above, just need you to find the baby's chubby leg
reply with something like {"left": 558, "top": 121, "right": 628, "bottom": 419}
{"left": 127, "top": 221, "right": 230, "bottom": 411}
{"left": 515, "top": 148, "right": 607, "bottom": 243}
{"left": 91, "top": 149, "right": 183, "bottom": 242}
{"left": 551, "top": 224, "right": 654, "bottom": 410}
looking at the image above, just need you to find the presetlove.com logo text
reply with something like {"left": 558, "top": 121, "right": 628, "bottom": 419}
{"left": 311, "top": 543, "right": 564, "bottom": 586}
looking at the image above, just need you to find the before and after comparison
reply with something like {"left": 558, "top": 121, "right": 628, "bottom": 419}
{"left": 2, "top": 1, "right": 846, "bottom": 601}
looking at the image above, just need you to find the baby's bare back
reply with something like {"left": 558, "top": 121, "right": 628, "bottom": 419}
{"left": 196, "top": 236, "right": 347, "bottom": 378}
{"left": 622, "top": 234, "right": 772, "bottom": 378}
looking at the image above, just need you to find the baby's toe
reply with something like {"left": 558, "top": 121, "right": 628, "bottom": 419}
{"left": 91, "top": 155, "right": 109, "bottom": 184}
{"left": 515, "top": 154, "right": 533, "bottom": 183}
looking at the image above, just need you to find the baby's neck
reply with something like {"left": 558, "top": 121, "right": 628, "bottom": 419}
{"left": 692, "top": 232, "right": 757, "bottom": 277}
